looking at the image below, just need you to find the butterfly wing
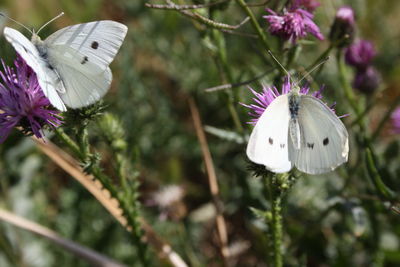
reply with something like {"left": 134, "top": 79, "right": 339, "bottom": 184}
{"left": 3, "top": 27, "right": 66, "bottom": 111}
{"left": 292, "top": 95, "right": 349, "bottom": 175}
{"left": 246, "top": 95, "right": 293, "bottom": 173}
{"left": 45, "top": 20, "right": 128, "bottom": 74}
{"left": 52, "top": 64, "right": 112, "bottom": 108}
{"left": 44, "top": 21, "right": 127, "bottom": 108}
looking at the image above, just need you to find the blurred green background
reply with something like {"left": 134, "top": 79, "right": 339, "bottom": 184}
{"left": 0, "top": 0, "right": 400, "bottom": 266}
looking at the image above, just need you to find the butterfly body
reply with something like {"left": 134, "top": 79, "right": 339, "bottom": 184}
{"left": 288, "top": 92, "right": 301, "bottom": 149}
{"left": 247, "top": 91, "right": 349, "bottom": 175}
{"left": 4, "top": 20, "right": 128, "bottom": 111}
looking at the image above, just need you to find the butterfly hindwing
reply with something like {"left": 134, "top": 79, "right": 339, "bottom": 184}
{"left": 246, "top": 95, "right": 293, "bottom": 173}
{"left": 3, "top": 27, "right": 66, "bottom": 111}
{"left": 292, "top": 95, "right": 349, "bottom": 174}
{"left": 54, "top": 64, "right": 112, "bottom": 108}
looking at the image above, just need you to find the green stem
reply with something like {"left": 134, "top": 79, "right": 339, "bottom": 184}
{"left": 56, "top": 127, "right": 149, "bottom": 265}
{"left": 235, "top": 0, "right": 271, "bottom": 51}
{"left": 54, "top": 128, "right": 83, "bottom": 160}
{"left": 365, "top": 148, "right": 396, "bottom": 201}
{"left": 271, "top": 194, "right": 283, "bottom": 267}
{"left": 76, "top": 126, "right": 90, "bottom": 161}
{"left": 337, "top": 50, "right": 361, "bottom": 116}
{"left": 266, "top": 175, "right": 283, "bottom": 267}
{"left": 92, "top": 166, "right": 149, "bottom": 264}
{"left": 212, "top": 28, "right": 244, "bottom": 132}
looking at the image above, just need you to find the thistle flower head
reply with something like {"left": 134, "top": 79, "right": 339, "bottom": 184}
{"left": 345, "top": 40, "right": 376, "bottom": 69}
{"left": 264, "top": 8, "right": 324, "bottom": 43}
{"left": 241, "top": 76, "right": 331, "bottom": 124}
{"left": 392, "top": 107, "right": 400, "bottom": 134}
{"left": 352, "top": 66, "right": 380, "bottom": 94}
{"left": 329, "top": 6, "right": 355, "bottom": 47}
{"left": 0, "top": 56, "right": 62, "bottom": 143}
{"left": 335, "top": 6, "right": 355, "bottom": 25}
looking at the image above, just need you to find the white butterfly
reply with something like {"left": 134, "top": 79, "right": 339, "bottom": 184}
{"left": 3, "top": 16, "right": 127, "bottom": 111}
{"left": 246, "top": 87, "right": 349, "bottom": 175}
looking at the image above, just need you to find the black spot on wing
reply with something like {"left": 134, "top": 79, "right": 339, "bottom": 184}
{"left": 280, "top": 144, "right": 285, "bottom": 148}
{"left": 91, "top": 41, "right": 99, "bottom": 49}
{"left": 307, "top": 143, "right": 314, "bottom": 149}
{"left": 323, "top": 137, "right": 329, "bottom": 146}
{"left": 268, "top": 137, "right": 273, "bottom": 145}
{"left": 81, "top": 56, "right": 89, "bottom": 64}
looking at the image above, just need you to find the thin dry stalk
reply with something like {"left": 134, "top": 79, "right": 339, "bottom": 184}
{"left": 32, "top": 137, "right": 188, "bottom": 267}
{"left": 161, "top": 0, "right": 249, "bottom": 30}
{"left": 0, "top": 208, "right": 126, "bottom": 267}
{"left": 145, "top": 0, "right": 230, "bottom": 10}
{"left": 188, "top": 98, "right": 231, "bottom": 265}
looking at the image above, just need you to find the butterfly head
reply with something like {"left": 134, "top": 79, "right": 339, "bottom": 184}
{"left": 31, "top": 31, "right": 43, "bottom": 45}
{"left": 291, "top": 84, "right": 301, "bottom": 95}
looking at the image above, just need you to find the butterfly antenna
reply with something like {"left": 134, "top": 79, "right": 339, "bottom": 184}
{"left": 0, "top": 12, "right": 33, "bottom": 34}
{"left": 294, "top": 56, "right": 330, "bottom": 86}
{"left": 36, "top": 12, "right": 64, "bottom": 34}
{"left": 267, "top": 50, "right": 295, "bottom": 83}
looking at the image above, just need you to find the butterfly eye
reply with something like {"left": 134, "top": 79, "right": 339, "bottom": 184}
{"left": 91, "top": 41, "right": 99, "bottom": 49}
{"left": 268, "top": 137, "right": 274, "bottom": 145}
{"left": 307, "top": 143, "right": 314, "bottom": 149}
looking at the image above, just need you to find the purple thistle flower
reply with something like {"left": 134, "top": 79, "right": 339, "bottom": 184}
{"left": 264, "top": 8, "right": 324, "bottom": 43}
{"left": 291, "top": 0, "right": 321, "bottom": 12}
{"left": 241, "top": 76, "right": 335, "bottom": 124}
{"left": 335, "top": 6, "right": 355, "bottom": 25}
{"left": 0, "top": 56, "right": 62, "bottom": 143}
{"left": 352, "top": 66, "right": 380, "bottom": 94}
{"left": 345, "top": 40, "right": 376, "bottom": 70}
{"left": 392, "top": 107, "right": 400, "bottom": 134}
{"left": 329, "top": 6, "right": 355, "bottom": 47}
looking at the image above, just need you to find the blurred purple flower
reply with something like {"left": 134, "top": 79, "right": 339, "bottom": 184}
{"left": 264, "top": 8, "right": 324, "bottom": 43}
{"left": 345, "top": 40, "right": 376, "bottom": 69}
{"left": 0, "top": 56, "right": 62, "bottom": 143}
{"left": 352, "top": 66, "right": 380, "bottom": 94}
{"left": 241, "top": 76, "right": 332, "bottom": 124}
{"left": 392, "top": 107, "right": 400, "bottom": 134}
{"left": 291, "top": 0, "right": 320, "bottom": 12}
{"left": 335, "top": 6, "right": 355, "bottom": 25}
{"left": 329, "top": 6, "right": 355, "bottom": 47}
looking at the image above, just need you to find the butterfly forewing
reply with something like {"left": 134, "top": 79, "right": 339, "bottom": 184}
{"left": 3, "top": 27, "right": 67, "bottom": 111}
{"left": 45, "top": 20, "right": 128, "bottom": 74}
{"left": 246, "top": 95, "right": 293, "bottom": 173}
{"left": 293, "top": 95, "right": 349, "bottom": 174}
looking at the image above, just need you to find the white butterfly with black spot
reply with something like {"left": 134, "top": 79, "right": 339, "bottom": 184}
{"left": 3, "top": 19, "right": 128, "bottom": 111}
{"left": 246, "top": 86, "right": 349, "bottom": 175}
